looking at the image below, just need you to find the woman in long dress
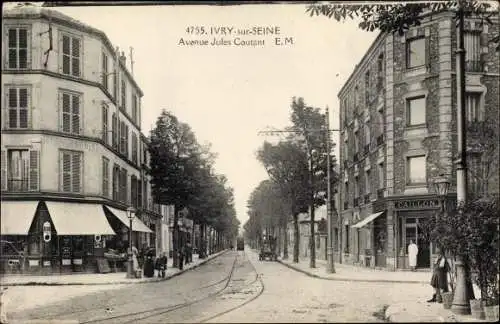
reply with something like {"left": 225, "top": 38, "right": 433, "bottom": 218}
{"left": 428, "top": 247, "right": 449, "bottom": 303}
{"left": 131, "top": 246, "right": 139, "bottom": 272}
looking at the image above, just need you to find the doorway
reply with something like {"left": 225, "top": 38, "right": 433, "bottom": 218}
{"left": 404, "top": 217, "right": 430, "bottom": 268}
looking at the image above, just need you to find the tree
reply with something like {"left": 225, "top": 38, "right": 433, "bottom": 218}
{"left": 148, "top": 109, "right": 203, "bottom": 268}
{"left": 257, "top": 140, "right": 309, "bottom": 263}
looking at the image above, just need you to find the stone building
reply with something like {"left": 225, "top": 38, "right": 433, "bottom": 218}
{"left": 338, "top": 10, "right": 499, "bottom": 271}
{"left": 1, "top": 4, "right": 164, "bottom": 274}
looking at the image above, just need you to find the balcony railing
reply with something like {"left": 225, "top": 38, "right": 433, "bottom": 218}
{"left": 7, "top": 179, "right": 29, "bottom": 191}
{"left": 377, "top": 188, "right": 385, "bottom": 199}
{"left": 364, "top": 193, "right": 371, "bottom": 204}
{"left": 354, "top": 197, "right": 360, "bottom": 207}
{"left": 139, "top": 198, "right": 161, "bottom": 215}
{"left": 465, "top": 60, "right": 483, "bottom": 73}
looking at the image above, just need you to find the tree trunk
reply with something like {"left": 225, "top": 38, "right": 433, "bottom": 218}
{"left": 310, "top": 204, "right": 316, "bottom": 268}
{"left": 293, "top": 213, "right": 299, "bottom": 263}
{"left": 173, "top": 206, "right": 179, "bottom": 268}
{"left": 199, "top": 223, "right": 205, "bottom": 259}
{"left": 283, "top": 223, "right": 289, "bottom": 260}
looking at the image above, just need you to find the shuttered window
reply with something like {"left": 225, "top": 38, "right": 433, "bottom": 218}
{"left": 113, "top": 68, "right": 118, "bottom": 100}
{"left": 465, "top": 31, "right": 481, "bottom": 72}
{"left": 6, "top": 86, "right": 29, "bottom": 129}
{"left": 61, "top": 34, "right": 81, "bottom": 77}
{"left": 137, "top": 175, "right": 143, "bottom": 208}
{"left": 60, "top": 150, "right": 82, "bottom": 193}
{"left": 121, "top": 79, "right": 126, "bottom": 111}
{"left": 120, "top": 120, "right": 126, "bottom": 154}
{"left": 60, "top": 91, "right": 81, "bottom": 135}
{"left": 111, "top": 113, "right": 118, "bottom": 149}
{"left": 119, "top": 168, "right": 128, "bottom": 203}
{"left": 29, "top": 150, "right": 39, "bottom": 191}
{"left": 132, "top": 93, "right": 138, "bottom": 124}
{"left": 102, "top": 52, "right": 108, "bottom": 90}
{"left": 102, "top": 157, "right": 109, "bottom": 197}
{"left": 131, "top": 175, "right": 137, "bottom": 208}
{"left": 102, "top": 104, "right": 108, "bottom": 144}
{"left": 125, "top": 124, "right": 129, "bottom": 157}
{"left": 132, "top": 133, "right": 138, "bottom": 164}
{"left": 6, "top": 27, "right": 29, "bottom": 69}
{"left": 112, "top": 164, "right": 120, "bottom": 200}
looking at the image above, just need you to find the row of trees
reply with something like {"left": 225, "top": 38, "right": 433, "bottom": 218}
{"left": 244, "top": 97, "right": 339, "bottom": 267}
{"left": 148, "top": 110, "right": 239, "bottom": 268}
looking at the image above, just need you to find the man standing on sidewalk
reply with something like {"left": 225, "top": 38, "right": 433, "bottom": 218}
{"left": 408, "top": 240, "right": 419, "bottom": 272}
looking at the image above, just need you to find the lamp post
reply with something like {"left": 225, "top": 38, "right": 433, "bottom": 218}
{"left": 433, "top": 174, "right": 450, "bottom": 215}
{"left": 126, "top": 206, "right": 136, "bottom": 279}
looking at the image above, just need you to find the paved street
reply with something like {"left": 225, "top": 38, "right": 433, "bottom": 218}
{"left": 5, "top": 249, "right": 442, "bottom": 323}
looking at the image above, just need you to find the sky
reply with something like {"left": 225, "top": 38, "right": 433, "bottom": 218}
{"left": 20, "top": 2, "right": 378, "bottom": 227}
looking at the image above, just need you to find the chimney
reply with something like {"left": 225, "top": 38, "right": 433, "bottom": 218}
{"left": 119, "top": 51, "right": 126, "bottom": 66}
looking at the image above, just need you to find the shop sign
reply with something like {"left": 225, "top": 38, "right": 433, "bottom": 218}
{"left": 395, "top": 199, "right": 440, "bottom": 210}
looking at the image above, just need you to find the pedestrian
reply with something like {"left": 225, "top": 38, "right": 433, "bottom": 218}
{"left": 156, "top": 252, "right": 168, "bottom": 278}
{"left": 408, "top": 240, "right": 419, "bottom": 271}
{"left": 143, "top": 248, "right": 155, "bottom": 278}
{"left": 428, "top": 247, "right": 450, "bottom": 303}
{"left": 131, "top": 246, "right": 139, "bottom": 276}
{"left": 178, "top": 249, "right": 184, "bottom": 270}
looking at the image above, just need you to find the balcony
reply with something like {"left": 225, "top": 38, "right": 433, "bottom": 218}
{"left": 139, "top": 198, "right": 162, "bottom": 215}
{"left": 7, "top": 179, "right": 29, "bottom": 191}
{"left": 343, "top": 201, "right": 349, "bottom": 210}
{"left": 376, "top": 134, "right": 385, "bottom": 146}
{"left": 364, "top": 193, "right": 371, "bottom": 204}
{"left": 377, "top": 188, "right": 386, "bottom": 199}
{"left": 354, "top": 197, "right": 360, "bottom": 207}
{"left": 465, "top": 60, "right": 483, "bottom": 73}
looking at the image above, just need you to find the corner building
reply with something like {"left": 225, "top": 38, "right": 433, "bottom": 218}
{"left": 1, "top": 5, "right": 164, "bottom": 274}
{"left": 338, "top": 10, "right": 499, "bottom": 271}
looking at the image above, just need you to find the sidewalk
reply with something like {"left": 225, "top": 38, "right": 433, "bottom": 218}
{"left": 0, "top": 250, "right": 228, "bottom": 286}
{"left": 277, "top": 255, "right": 487, "bottom": 322}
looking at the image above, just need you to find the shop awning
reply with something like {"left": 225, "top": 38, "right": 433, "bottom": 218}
{"left": 104, "top": 206, "right": 153, "bottom": 233}
{"left": 0, "top": 201, "right": 39, "bottom": 235}
{"left": 351, "top": 211, "right": 385, "bottom": 229}
{"left": 45, "top": 201, "right": 116, "bottom": 235}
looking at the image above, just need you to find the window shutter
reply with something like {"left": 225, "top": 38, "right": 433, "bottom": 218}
{"left": 8, "top": 88, "right": 17, "bottom": 128}
{"left": 71, "top": 37, "right": 81, "bottom": 77}
{"left": 125, "top": 124, "right": 129, "bottom": 156}
{"left": 102, "top": 105, "right": 108, "bottom": 143}
{"left": 18, "top": 28, "right": 28, "bottom": 69}
{"left": 72, "top": 94, "right": 80, "bottom": 134}
{"left": 29, "top": 150, "right": 39, "bottom": 191}
{"left": 5, "top": 29, "right": 11, "bottom": 68}
{"left": 62, "top": 151, "right": 71, "bottom": 192}
{"left": 7, "top": 28, "right": 17, "bottom": 69}
{"left": 72, "top": 152, "right": 81, "bottom": 193}
{"left": 62, "top": 35, "right": 70, "bottom": 74}
{"left": 19, "top": 88, "right": 28, "bottom": 128}
{"left": 62, "top": 93, "right": 71, "bottom": 132}
{"left": 102, "top": 158, "right": 109, "bottom": 197}
{"left": 1, "top": 150, "right": 7, "bottom": 191}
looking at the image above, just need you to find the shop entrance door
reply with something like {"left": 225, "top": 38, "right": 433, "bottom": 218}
{"left": 416, "top": 223, "right": 430, "bottom": 268}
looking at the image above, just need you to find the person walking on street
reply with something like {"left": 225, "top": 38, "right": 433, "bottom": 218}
{"left": 408, "top": 240, "right": 419, "bottom": 272}
{"left": 156, "top": 252, "right": 168, "bottom": 278}
{"left": 428, "top": 247, "right": 450, "bottom": 303}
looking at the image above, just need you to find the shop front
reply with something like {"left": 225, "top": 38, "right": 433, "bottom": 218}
{"left": 1, "top": 200, "right": 116, "bottom": 274}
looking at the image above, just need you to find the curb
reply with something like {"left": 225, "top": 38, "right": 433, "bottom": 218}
{"left": 0, "top": 250, "right": 229, "bottom": 287}
{"left": 276, "top": 259, "right": 428, "bottom": 284}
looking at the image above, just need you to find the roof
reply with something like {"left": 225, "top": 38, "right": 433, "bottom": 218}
{"left": 3, "top": 3, "right": 144, "bottom": 97}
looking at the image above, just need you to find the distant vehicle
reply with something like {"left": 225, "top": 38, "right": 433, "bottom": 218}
{"left": 236, "top": 237, "right": 244, "bottom": 251}
{"left": 0, "top": 240, "right": 25, "bottom": 273}
{"left": 259, "top": 236, "right": 277, "bottom": 261}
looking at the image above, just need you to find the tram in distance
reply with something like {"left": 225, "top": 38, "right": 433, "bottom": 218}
{"left": 236, "top": 237, "right": 245, "bottom": 251}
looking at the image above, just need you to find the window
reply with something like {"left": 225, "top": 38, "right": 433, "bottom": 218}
{"left": 125, "top": 124, "right": 129, "bottom": 157}
{"left": 120, "top": 121, "right": 126, "bottom": 153}
{"left": 6, "top": 27, "right": 29, "bottom": 69}
{"left": 406, "top": 37, "right": 425, "bottom": 69}
{"left": 102, "top": 104, "right": 108, "bottom": 144}
{"left": 465, "top": 92, "right": 482, "bottom": 122}
{"left": 7, "top": 150, "right": 28, "bottom": 191}
{"left": 464, "top": 31, "right": 481, "bottom": 72}
{"left": 407, "top": 96, "right": 426, "bottom": 126}
{"left": 132, "top": 133, "right": 138, "bottom": 164}
{"left": 113, "top": 68, "right": 118, "bottom": 100}
{"left": 377, "top": 53, "right": 385, "bottom": 91}
{"left": 354, "top": 86, "right": 360, "bottom": 109}
{"left": 112, "top": 164, "right": 120, "bottom": 200}
{"left": 354, "top": 176, "right": 359, "bottom": 198}
{"left": 344, "top": 182, "right": 349, "bottom": 203}
{"left": 365, "top": 170, "right": 371, "bottom": 194}
{"left": 345, "top": 225, "right": 350, "bottom": 253}
{"left": 365, "top": 71, "right": 370, "bottom": 104}
{"left": 61, "top": 34, "right": 81, "bottom": 77}
{"left": 101, "top": 52, "right": 108, "bottom": 90}
{"left": 120, "top": 168, "right": 128, "bottom": 203}
{"left": 137, "top": 175, "right": 143, "bottom": 208}
{"left": 378, "top": 110, "right": 384, "bottom": 133}
{"left": 60, "top": 91, "right": 81, "bottom": 134}
{"left": 112, "top": 113, "right": 118, "bottom": 149}
{"left": 102, "top": 157, "right": 109, "bottom": 197}
{"left": 6, "top": 86, "right": 29, "bottom": 129}
{"left": 121, "top": 79, "right": 126, "bottom": 111}
{"left": 132, "top": 94, "right": 138, "bottom": 124}
{"left": 131, "top": 175, "right": 137, "bottom": 208}
{"left": 407, "top": 155, "right": 426, "bottom": 185}
{"left": 354, "top": 133, "right": 359, "bottom": 153}
{"left": 378, "top": 162, "right": 385, "bottom": 189}
{"left": 60, "top": 150, "right": 82, "bottom": 193}
{"left": 364, "top": 124, "right": 371, "bottom": 147}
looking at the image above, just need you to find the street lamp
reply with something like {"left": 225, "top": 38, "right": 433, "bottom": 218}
{"left": 126, "top": 206, "right": 136, "bottom": 279}
{"left": 433, "top": 174, "right": 450, "bottom": 213}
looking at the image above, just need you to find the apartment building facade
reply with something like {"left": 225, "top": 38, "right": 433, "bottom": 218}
{"left": 338, "top": 11, "right": 499, "bottom": 271}
{"left": 1, "top": 4, "right": 164, "bottom": 274}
